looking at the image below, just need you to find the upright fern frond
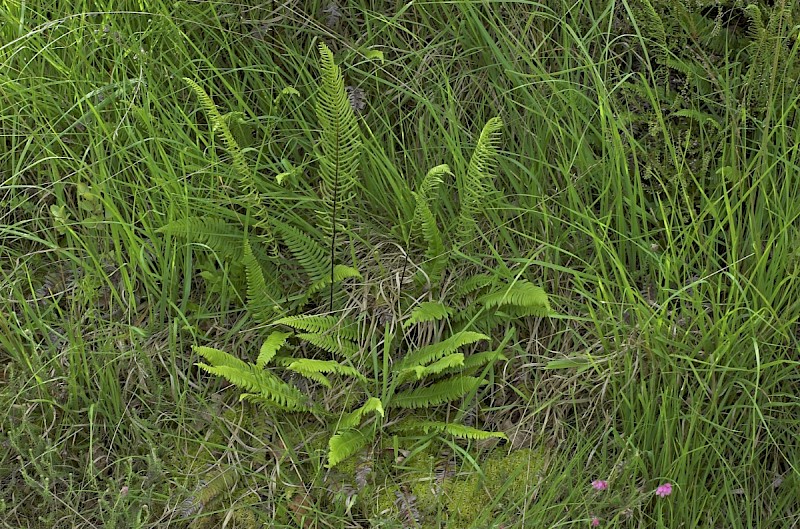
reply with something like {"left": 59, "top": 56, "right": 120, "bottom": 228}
{"left": 243, "top": 239, "right": 282, "bottom": 320}
{"left": 412, "top": 165, "right": 450, "bottom": 282}
{"left": 256, "top": 331, "right": 292, "bottom": 369}
{"left": 455, "top": 117, "right": 503, "bottom": 249}
{"left": 272, "top": 219, "right": 330, "bottom": 282}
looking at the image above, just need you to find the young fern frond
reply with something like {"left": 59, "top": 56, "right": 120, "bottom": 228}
{"left": 392, "top": 375, "right": 485, "bottom": 409}
{"left": 328, "top": 424, "right": 376, "bottom": 468}
{"left": 403, "top": 301, "right": 453, "bottom": 328}
{"left": 194, "top": 346, "right": 251, "bottom": 373}
{"left": 395, "top": 420, "right": 508, "bottom": 440}
{"left": 455, "top": 117, "right": 503, "bottom": 250}
{"left": 411, "top": 165, "right": 450, "bottom": 283}
{"left": 402, "top": 353, "right": 465, "bottom": 381}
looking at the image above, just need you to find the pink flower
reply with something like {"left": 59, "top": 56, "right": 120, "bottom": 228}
{"left": 591, "top": 480, "right": 608, "bottom": 491}
{"left": 591, "top": 516, "right": 600, "bottom": 526}
{"left": 655, "top": 482, "right": 673, "bottom": 497}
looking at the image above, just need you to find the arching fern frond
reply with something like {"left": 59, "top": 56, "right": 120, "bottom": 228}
{"left": 328, "top": 425, "right": 376, "bottom": 468}
{"left": 395, "top": 331, "right": 489, "bottom": 372}
{"left": 403, "top": 301, "right": 453, "bottom": 328}
{"left": 158, "top": 217, "right": 247, "bottom": 261}
{"left": 455, "top": 117, "right": 503, "bottom": 249}
{"left": 256, "top": 331, "right": 292, "bottom": 369}
{"left": 479, "top": 280, "right": 551, "bottom": 317}
{"left": 272, "top": 219, "right": 330, "bottom": 282}
{"left": 296, "top": 332, "right": 360, "bottom": 358}
{"left": 305, "top": 265, "right": 362, "bottom": 299}
{"left": 196, "top": 363, "right": 309, "bottom": 409}
{"left": 194, "top": 346, "right": 250, "bottom": 373}
{"left": 183, "top": 77, "right": 252, "bottom": 183}
{"left": 275, "top": 314, "right": 360, "bottom": 341}
{"left": 286, "top": 359, "right": 365, "bottom": 386}
{"left": 339, "top": 397, "right": 385, "bottom": 429}
{"left": 392, "top": 375, "right": 485, "bottom": 409}
{"left": 403, "top": 353, "right": 464, "bottom": 381}
{"left": 395, "top": 420, "right": 508, "bottom": 440}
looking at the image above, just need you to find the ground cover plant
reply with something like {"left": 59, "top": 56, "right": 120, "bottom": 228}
{"left": 1, "top": 0, "right": 799, "bottom": 528}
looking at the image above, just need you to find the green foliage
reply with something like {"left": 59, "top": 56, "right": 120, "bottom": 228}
{"left": 315, "top": 41, "right": 363, "bottom": 238}
{"left": 455, "top": 117, "right": 504, "bottom": 250}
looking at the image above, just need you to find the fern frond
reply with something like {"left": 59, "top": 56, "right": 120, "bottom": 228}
{"left": 194, "top": 346, "right": 250, "bottom": 372}
{"left": 315, "top": 42, "right": 362, "bottom": 237}
{"left": 256, "top": 331, "right": 292, "bottom": 369}
{"left": 415, "top": 200, "right": 447, "bottom": 284}
{"left": 158, "top": 217, "right": 247, "bottom": 260}
{"left": 181, "top": 465, "right": 239, "bottom": 518}
{"left": 197, "top": 363, "right": 308, "bottom": 409}
{"left": 243, "top": 239, "right": 282, "bottom": 320}
{"left": 403, "top": 301, "right": 453, "bottom": 328}
{"left": 455, "top": 117, "right": 503, "bottom": 249}
{"left": 479, "top": 280, "right": 550, "bottom": 316}
{"left": 305, "top": 265, "right": 362, "bottom": 298}
{"left": 392, "top": 376, "right": 485, "bottom": 409}
{"left": 328, "top": 425, "right": 376, "bottom": 468}
{"left": 404, "top": 353, "right": 464, "bottom": 380}
{"left": 183, "top": 77, "right": 251, "bottom": 183}
{"left": 287, "top": 358, "right": 365, "bottom": 385}
{"left": 272, "top": 219, "right": 330, "bottom": 282}
{"left": 457, "top": 273, "right": 496, "bottom": 296}
{"left": 395, "top": 419, "right": 508, "bottom": 440}
{"left": 275, "top": 314, "right": 360, "bottom": 341}
{"left": 339, "top": 397, "right": 385, "bottom": 429}
{"left": 395, "top": 331, "right": 489, "bottom": 372}
{"left": 297, "top": 332, "right": 360, "bottom": 358}
{"left": 458, "top": 349, "right": 508, "bottom": 373}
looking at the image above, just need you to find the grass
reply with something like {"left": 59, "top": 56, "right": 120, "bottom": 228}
{"left": 1, "top": 0, "right": 799, "bottom": 528}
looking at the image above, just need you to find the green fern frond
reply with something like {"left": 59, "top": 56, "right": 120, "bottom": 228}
{"left": 297, "top": 332, "right": 360, "bottom": 358}
{"left": 287, "top": 358, "right": 365, "bottom": 383}
{"left": 272, "top": 219, "right": 330, "bottom": 282}
{"left": 158, "top": 217, "right": 247, "bottom": 260}
{"left": 395, "top": 420, "right": 508, "bottom": 440}
{"left": 455, "top": 117, "right": 503, "bottom": 249}
{"left": 479, "top": 280, "right": 550, "bottom": 316}
{"left": 243, "top": 239, "right": 282, "bottom": 320}
{"left": 275, "top": 314, "right": 360, "bottom": 340}
{"left": 392, "top": 375, "right": 485, "bottom": 409}
{"left": 328, "top": 425, "right": 376, "bottom": 468}
{"left": 339, "top": 397, "right": 385, "bottom": 429}
{"left": 182, "top": 465, "right": 239, "bottom": 518}
{"left": 194, "top": 346, "right": 251, "bottom": 372}
{"left": 416, "top": 200, "right": 447, "bottom": 284}
{"left": 197, "top": 363, "right": 308, "bottom": 409}
{"left": 395, "top": 331, "right": 489, "bottom": 372}
{"left": 256, "top": 331, "right": 292, "bottom": 369}
{"left": 305, "top": 265, "right": 362, "bottom": 298}
{"left": 315, "top": 42, "right": 362, "bottom": 237}
{"left": 403, "top": 301, "right": 453, "bottom": 328}
{"left": 457, "top": 273, "right": 497, "bottom": 296}
{"left": 403, "top": 353, "right": 464, "bottom": 380}
{"left": 458, "top": 349, "right": 508, "bottom": 373}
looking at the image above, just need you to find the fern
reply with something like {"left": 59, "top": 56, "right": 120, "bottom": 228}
{"left": 403, "top": 301, "right": 453, "bottom": 328}
{"left": 275, "top": 314, "right": 360, "bottom": 341}
{"left": 315, "top": 42, "right": 362, "bottom": 237}
{"left": 181, "top": 465, "right": 239, "bottom": 518}
{"left": 411, "top": 165, "right": 450, "bottom": 282}
{"left": 286, "top": 358, "right": 365, "bottom": 387}
{"left": 392, "top": 376, "right": 485, "bottom": 409}
{"left": 305, "top": 264, "right": 362, "bottom": 299}
{"left": 396, "top": 419, "right": 508, "bottom": 440}
{"left": 158, "top": 217, "right": 248, "bottom": 261}
{"left": 328, "top": 425, "right": 376, "bottom": 468}
{"left": 478, "top": 280, "right": 551, "bottom": 317}
{"left": 194, "top": 344, "right": 309, "bottom": 410}
{"left": 183, "top": 77, "right": 251, "bottom": 183}
{"left": 339, "top": 397, "right": 385, "bottom": 429}
{"left": 403, "top": 353, "right": 465, "bottom": 381}
{"left": 296, "top": 332, "right": 360, "bottom": 358}
{"left": 455, "top": 117, "right": 503, "bottom": 249}
{"left": 272, "top": 219, "right": 330, "bottom": 282}
{"left": 395, "top": 331, "right": 489, "bottom": 372}
{"left": 243, "top": 239, "right": 282, "bottom": 320}
{"left": 257, "top": 331, "right": 292, "bottom": 369}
